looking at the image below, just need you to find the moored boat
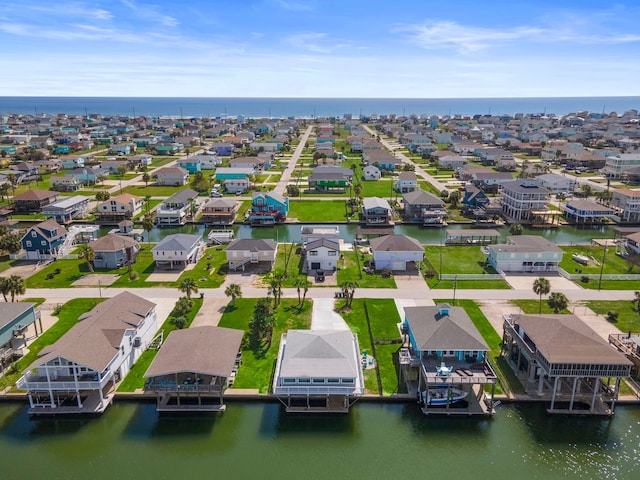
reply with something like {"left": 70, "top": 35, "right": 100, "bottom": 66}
{"left": 419, "top": 387, "right": 468, "bottom": 406}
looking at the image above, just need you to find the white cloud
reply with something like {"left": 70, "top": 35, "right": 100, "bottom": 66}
{"left": 120, "top": 0, "right": 179, "bottom": 28}
{"left": 283, "top": 32, "right": 335, "bottom": 54}
{"left": 272, "top": 0, "right": 314, "bottom": 11}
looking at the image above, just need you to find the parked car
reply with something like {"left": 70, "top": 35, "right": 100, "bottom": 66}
{"left": 315, "top": 270, "right": 325, "bottom": 282}
{"left": 210, "top": 191, "right": 223, "bottom": 198}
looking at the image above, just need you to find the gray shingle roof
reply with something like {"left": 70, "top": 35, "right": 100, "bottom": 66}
{"left": 227, "top": 238, "right": 277, "bottom": 253}
{"left": 370, "top": 234, "right": 423, "bottom": 252}
{"left": 152, "top": 233, "right": 201, "bottom": 252}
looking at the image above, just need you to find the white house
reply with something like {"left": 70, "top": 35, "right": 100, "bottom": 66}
{"left": 17, "top": 292, "right": 158, "bottom": 414}
{"left": 370, "top": 234, "right": 424, "bottom": 271}
{"left": 438, "top": 155, "right": 466, "bottom": 170}
{"left": 151, "top": 233, "right": 202, "bottom": 269}
{"left": 154, "top": 167, "right": 189, "bottom": 186}
{"left": 535, "top": 173, "right": 577, "bottom": 194}
{"left": 95, "top": 193, "right": 143, "bottom": 223}
{"left": 363, "top": 165, "right": 381, "bottom": 181}
{"left": 394, "top": 171, "right": 418, "bottom": 193}
{"left": 226, "top": 238, "right": 277, "bottom": 271}
{"left": 305, "top": 238, "right": 340, "bottom": 272}
{"left": 485, "top": 235, "right": 563, "bottom": 273}
{"left": 155, "top": 188, "right": 199, "bottom": 226}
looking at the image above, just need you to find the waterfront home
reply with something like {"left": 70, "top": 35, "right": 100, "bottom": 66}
{"left": 622, "top": 231, "right": 640, "bottom": 255}
{"left": 41, "top": 195, "right": 90, "bottom": 224}
{"left": 485, "top": 235, "right": 563, "bottom": 273}
{"left": 534, "top": 173, "right": 577, "bottom": 194}
{"left": 226, "top": 238, "right": 277, "bottom": 271}
{"left": 363, "top": 165, "right": 381, "bottom": 181}
{"left": 609, "top": 332, "right": 640, "bottom": 380}
{"left": 370, "top": 234, "right": 424, "bottom": 271}
{"left": 88, "top": 233, "right": 140, "bottom": 269}
{"left": 201, "top": 198, "right": 239, "bottom": 226}
{"left": 394, "top": 171, "right": 418, "bottom": 193}
{"left": 500, "top": 180, "right": 550, "bottom": 222}
{"left": 12, "top": 189, "right": 60, "bottom": 213}
{"left": 95, "top": 193, "right": 143, "bottom": 223}
{"left": 400, "top": 304, "right": 497, "bottom": 415}
{"left": 362, "top": 197, "right": 393, "bottom": 226}
{"left": 611, "top": 188, "right": 640, "bottom": 223}
{"left": 155, "top": 188, "right": 199, "bottom": 226}
{"left": 308, "top": 166, "right": 353, "bottom": 192}
{"left": 502, "top": 313, "right": 632, "bottom": 415}
{"left": 304, "top": 238, "right": 339, "bottom": 273}
{"left": 20, "top": 219, "right": 67, "bottom": 260}
{"left": 602, "top": 154, "right": 640, "bottom": 178}
{"left": 151, "top": 233, "right": 202, "bottom": 269}
{"left": 177, "top": 157, "right": 202, "bottom": 174}
{"left": 401, "top": 189, "right": 447, "bottom": 226}
{"left": 249, "top": 191, "right": 289, "bottom": 226}
{"left": 1, "top": 303, "right": 40, "bottom": 366}
{"left": 300, "top": 225, "right": 340, "bottom": 244}
{"left": 273, "top": 330, "right": 364, "bottom": 413}
{"left": 144, "top": 326, "right": 243, "bottom": 412}
{"left": 562, "top": 199, "right": 614, "bottom": 224}
{"left": 154, "top": 166, "right": 189, "bottom": 186}
{"left": 461, "top": 185, "right": 489, "bottom": 209}
{"left": 17, "top": 292, "right": 158, "bottom": 415}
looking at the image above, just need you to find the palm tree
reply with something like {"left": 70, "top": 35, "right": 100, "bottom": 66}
{"left": 225, "top": 283, "right": 242, "bottom": 307}
{"left": 8, "top": 275, "right": 25, "bottom": 302}
{"left": 268, "top": 271, "right": 285, "bottom": 307}
{"left": 338, "top": 280, "right": 358, "bottom": 308}
{"left": 0, "top": 277, "right": 10, "bottom": 302}
{"left": 293, "top": 276, "right": 311, "bottom": 306}
{"left": 178, "top": 277, "right": 198, "bottom": 299}
{"left": 144, "top": 195, "right": 152, "bottom": 214}
{"left": 142, "top": 172, "right": 151, "bottom": 187}
{"left": 76, "top": 244, "right": 95, "bottom": 273}
{"left": 532, "top": 277, "right": 551, "bottom": 314}
{"left": 633, "top": 291, "right": 640, "bottom": 312}
{"left": 547, "top": 292, "right": 568, "bottom": 314}
{"left": 141, "top": 214, "right": 155, "bottom": 249}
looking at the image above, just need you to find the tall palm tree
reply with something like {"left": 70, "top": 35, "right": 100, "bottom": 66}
{"left": 178, "top": 277, "right": 198, "bottom": 299}
{"left": 76, "top": 244, "right": 95, "bottom": 273}
{"left": 0, "top": 277, "right": 11, "bottom": 302}
{"left": 532, "top": 277, "right": 551, "bottom": 314}
{"left": 338, "top": 280, "right": 358, "bottom": 308}
{"left": 8, "top": 275, "right": 25, "bottom": 302}
{"left": 224, "top": 283, "right": 242, "bottom": 307}
{"left": 141, "top": 214, "right": 155, "bottom": 249}
{"left": 293, "top": 276, "right": 308, "bottom": 306}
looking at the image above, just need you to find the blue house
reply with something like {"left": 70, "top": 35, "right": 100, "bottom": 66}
{"left": 67, "top": 168, "right": 104, "bottom": 185}
{"left": 214, "top": 167, "right": 254, "bottom": 181}
{"left": 210, "top": 142, "right": 234, "bottom": 156}
{"left": 53, "top": 145, "right": 70, "bottom": 155}
{"left": 461, "top": 185, "right": 489, "bottom": 209}
{"left": 21, "top": 219, "right": 68, "bottom": 260}
{"left": 177, "top": 157, "right": 202, "bottom": 174}
{"left": 400, "top": 304, "right": 497, "bottom": 415}
{"left": 249, "top": 191, "right": 289, "bottom": 226}
{"left": 1, "top": 303, "right": 40, "bottom": 353}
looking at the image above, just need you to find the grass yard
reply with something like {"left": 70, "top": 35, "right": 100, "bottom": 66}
{"left": 123, "top": 185, "right": 183, "bottom": 197}
{"left": 559, "top": 245, "right": 635, "bottom": 275}
{"left": 427, "top": 279, "right": 511, "bottom": 289}
{"left": 510, "top": 299, "right": 571, "bottom": 315}
{"left": 418, "top": 180, "right": 441, "bottom": 196}
{"left": 26, "top": 258, "right": 92, "bottom": 288}
{"left": 337, "top": 249, "right": 396, "bottom": 288}
{"left": 177, "top": 246, "right": 228, "bottom": 288}
{"left": 435, "top": 299, "right": 524, "bottom": 395}
{"left": 218, "top": 298, "right": 312, "bottom": 393}
{"left": 118, "top": 297, "right": 203, "bottom": 392}
{"left": 272, "top": 243, "right": 305, "bottom": 286}
{"left": 288, "top": 199, "right": 348, "bottom": 222}
{"left": 3, "top": 298, "right": 104, "bottom": 391}
{"left": 577, "top": 279, "right": 640, "bottom": 290}
{"left": 110, "top": 249, "right": 163, "bottom": 287}
{"left": 424, "top": 246, "right": 496, "bottom": 275}
{"left": 360, "top": 179, "right": 397, "bottom": 198}
{"left": 585, "top": 300, "right": 640, "bottom": 333}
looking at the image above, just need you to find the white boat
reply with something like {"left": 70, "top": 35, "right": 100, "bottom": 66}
{"left": 420, "top": 387, "right": 468, "bottom": 406}
{"left": 571, "top": 253, "right": 590, "bottom": 265}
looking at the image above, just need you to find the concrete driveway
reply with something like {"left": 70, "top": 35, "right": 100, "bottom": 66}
{"left": 311, "top": 298, "right": 349, "bottom": 330}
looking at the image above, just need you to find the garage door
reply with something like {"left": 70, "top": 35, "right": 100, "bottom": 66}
{"left": 311, "top": 262, "right": 321, "bottom": 270}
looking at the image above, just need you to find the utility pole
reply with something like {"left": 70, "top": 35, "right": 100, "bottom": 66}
{"left": 597, "top": 243, "right": 608, "bottom": 291}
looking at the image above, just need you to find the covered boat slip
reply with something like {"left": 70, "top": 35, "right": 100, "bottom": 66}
{"left": 144, "top": 326, "right": 243, "bottom": 412}
{"left": 445, "top": 229, "right": 501, "bottom": 245}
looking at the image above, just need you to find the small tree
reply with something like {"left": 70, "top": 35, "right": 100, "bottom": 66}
{"left": 509, "top": 223, "right": 523, "bottom": 235}
{"left": 249, "top": 297, "right": 275, "bottom": 342}
{"left": 8, "top": 275, "right": 25, "bottom": 302}
{"left": 0, "top": 277, "right": 10, "bottom": 302}
{"left": 0, "top": 232, "right": 22, "bottom": 254}
{"left": 225, "top": 283, "right": 242, "bottom": 307}
{"left": 547, "top": 292, "right": 568, "bottom": 314}
{"left": 76, "top": 244, "right": 95, "bottom": 273}
{"left": 178, "top": 277, "right": 198, "bottom": 299}
{"left": 605, "top": 311, "right": 619, "bottom": 323}
{"left": 448, "top": 190, "right": 460, "bottom": 208}
{"left": 532, "top": 277, "right": 551, "bottom": 314}
{"left": 268, "top": 271, "right": 285, "bottom": 308}
{"left": 286, "top": 184, "right": 300, "bottom": 197}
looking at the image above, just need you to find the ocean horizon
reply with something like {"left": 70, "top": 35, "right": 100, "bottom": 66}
{"left": 1, "top": 96, "right": 639, "bottom": 118}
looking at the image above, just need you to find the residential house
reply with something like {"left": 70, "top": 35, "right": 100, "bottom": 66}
{"left": 1, "top": 303, "right": 40, "bottom": 365}
{"left": 215, "top": 167, "right": 253, "bottom": 194}
{"left": 210, "top": 142, "right": 234, "bottom": 156}
{"left": 623, "top": 231, "right": 640, "bottom": 255}
{"left": 154, "top": 167, "right": 189, "bottom": 186}
{"left": 17, "top": 292, "right": 158, "bottom": 414}
{"left": 20, "top": 219, "right": 67, "bottom": 260}
{"left": 197, "top": 154, "right": 222, "bottom": 170}
{"left": 13, "top": 189, "right": 60, "bottom": 213}
{"left": 370, "top": 234, "right": 424, "bottom": 271}
{"left": 41, "top": 195, "right": 90, "bottom": 224}
{"left": 273, "top": 330, "right": 364, "bottom": 413}
{"left": 535, "top": 173, "right": 577, "bottom": 194}
{"left": 249, "top": 191, "right": 289, "bottom": 226}
{"left": 502, "top": 313, "right": 631, "bottom": 415}
{"left": 49, "top": 176, "right": 80, "bottom": 192}
{"left": 300, "top": 225, "right": 340, "bottom": 244}
{"left": 394, "top": 171, "right": 418, "bottom": 194}
{"left": 151, "top": 233, "right": 202, "bottom": 269}
{"left": 362, "top": 149, "right": 401, "bottom": 170}
{"left": 226, "top": 238, "right": 277, "bottom": 271}
{"left": 177, "top": 157, "right": 202, "bottom": 174}
{"left": 89, "top": 234, "right": 140, "bottom": 269}
{"left": 201, "top": 198, "right": 240, "bottom": 226}
{"left": 108, "top": 143, "right": 135, "bottom": 155}
{"left": 485, "top": 235, "right": 563, "bottom": 272}
{"left": 144, "top": 326, "right": 244, "bottom": 412}
{"left": 66, "top": 167, "right": 106, "bottom": 186}
{"left": 308, "top": 166, "right": 353, "bottom": 192}
{"left": 95, "top": 193, "right": 143, "bottom": 223}
{"left": 603, "top": 154, "right": 640, "bottom": 178}
{"left": 362, "top": 197, "right": 393, "bottom": 226}
{"left": 153, "top": 142, "right": 183, "bottom": 155}
{"left": 401, "top": 189, "right": 447, "bottom": 226}
{"left": 612, "top": 189, "right": 640, "bottom": 223}
{"left": 229, "top": 156, "right": 269, "bottom": 171}
{"left": 471, "top": 172, "right": 514, "bottom": 192}
{"left": 363, "top": 165, "right": 381, "bottom": 181}
{"left": 500, "top": 180, "right": 550, "bottom": 221}
{"left": 155, "top": 188, "right": 199, "bottom": 226}
{"left": 304, "top": 238, "right": 340, "bottom": 273}
{"left": 400, "top": 304, "right": 496, "bottom": 415}
{"left": 563, "top": 200, "right": 614, "bottom": 224}
{"left": 438, "top": 155, "right": 466, "bottom": 171}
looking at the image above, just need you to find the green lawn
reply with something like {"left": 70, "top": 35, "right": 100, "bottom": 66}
{"left": 559, "top": 245, "right": 635, "bottom": 275}
{"left": 123, "top": 185, "right": 183, "bottom": 197}
{"left": 272, "top": 244, "right": 305, "bottom": 286}
{"left": 435, "top": 299, "right": 523, "bottom": 395}
{"left": 360, "top": 180, "right": 397, "bottom": 198}
{"left": 337, "top": 249, "right": 396, "bottom": 288}
{"left": 585, "top": 300, "right": 640, "bottom": 333}
{"left": 218, "top": 298, "right": 312, "bottom": 393}
{"left": 26, "top": 258, "right": 92, "bottom": 288}
{"left": 118, "top": 297, "right": 203, "bottom": 392}
{"left": 424, "top": 246, "right": 497, "bottom": 275}
{"left": 288, "top": 200, "right": 349, "bottom": 222}
{"left": 510, "top": 299, "right": 571, "bottom": 315}
{"left": 4, "top": 298, "right": 104, "bottom": 391}
{"left": 577, "top": 279, "right": 640, "bottom": 290}
{"left": 427, "top": 279, "right": 511, "bottom": 289}
{"left": 110, "top": 249, "right": 162, "bottom": 287}
{"left": 176, "top": 246, "right": 228, "bottom": 288}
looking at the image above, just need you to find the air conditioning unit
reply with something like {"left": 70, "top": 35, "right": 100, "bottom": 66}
{"left": 133, "top": 337, "right": 142, "bottom": 348}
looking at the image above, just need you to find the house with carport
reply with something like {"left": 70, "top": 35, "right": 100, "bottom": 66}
{"left": 370, "top": 234, "right": 424, "bottom": 271}
{"left": 304, "top": 238, "right": 340, "bottom": 273}
{"left": 1, "top": 303, "right": 41, "bottom": 368}
{"left": 88, "top": 234, "right": 140, "bottom": 269}
{"left": 41, "top": 195, "right": 90, "bottom": 224}
{"left": 151, "top": 233, "right": 202, "bottom": 269}
{"left": 225, "top": 238, "right": 277, "bottom": 271}
{"left": 12, "top": 189, "right": 60, "bottom": 213}
{"left": 362, "top": 197, "right": 393, "bottom": 225}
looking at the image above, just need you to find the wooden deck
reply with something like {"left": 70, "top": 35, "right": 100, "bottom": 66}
{"left": 28, "top": 391, "right": 113, "bottom": 416}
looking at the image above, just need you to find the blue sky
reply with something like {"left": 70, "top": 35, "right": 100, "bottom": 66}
{"left": 1, "top": 0, "right": 639, "bottom": 97}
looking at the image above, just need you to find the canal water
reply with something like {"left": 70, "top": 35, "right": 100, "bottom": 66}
{"left": 134, "top": 223, "right": 613, "bottom": 245}
{"left": 0, "top": 402, "right": 638, "bottom": 480}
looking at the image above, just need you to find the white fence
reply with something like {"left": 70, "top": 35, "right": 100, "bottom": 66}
{"left": 439, "top": 274, "right": 504, "bottom": 281}
{"left": 558, "top": 267, "right": 640, "bottom": 281}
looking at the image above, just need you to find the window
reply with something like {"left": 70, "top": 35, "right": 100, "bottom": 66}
{"left": 341, "top": 378, "right": 354, "bottom": 384}
{"left": 41, "top": 241, "right": 46, "bottom": 246}
{"left": 31, "top": 231, "right": 37, "bottom": 237}
{"left": 328, "top": 251, "right": 337, "bottom": 256}
{"left": 299, "top": 378, "right": 311, "bottom": 384}
{"left": 328, "top": 378, "right": 340, "bottom": 384}
{"left": 312, "top": 378, "right": 325, "bottom": 384}
{"left": 309, "top": 250, "right": 318, "bottom": 256}
{"left": 283, "top": 378, "right": 296, "bottom": 384}
{"left": 26, "top": 241, "right": 32, "bottom": 247}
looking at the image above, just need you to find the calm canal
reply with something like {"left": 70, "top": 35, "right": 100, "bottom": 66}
{"left": 0, "top": 402, "right": 638, "bottom": 480}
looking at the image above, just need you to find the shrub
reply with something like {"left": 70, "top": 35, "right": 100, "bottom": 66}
{"left": 171, "top": 316, "right": 187, "bottom": 329}
{"left": 580, "top": 275, "right": 590, "bottom": 283}
{"left": 129, "top": 271, "right": 139, "bottom": 281}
